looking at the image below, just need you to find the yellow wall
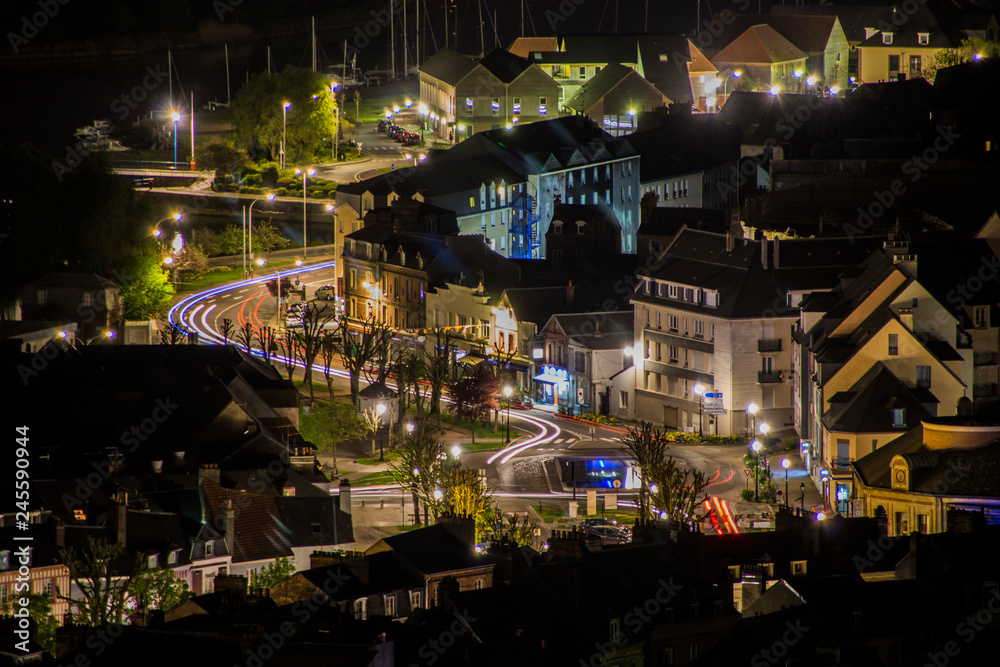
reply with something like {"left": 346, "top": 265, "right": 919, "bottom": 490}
{"left": 858, "top": 45, "right": 942, "bottom": 83}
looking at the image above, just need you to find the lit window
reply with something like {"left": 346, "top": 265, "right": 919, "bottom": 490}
{"left": 539, "top": 97, "right": 547, "bottom": 115}
{"left": 512, "top": 97, "right": 521, "bottom": 114}
{"left": 882, "top": 32, "right": 893, "bottom": 45}
{"left": 491, "top": 98, "right": 500, "bottom": 115}
{"left": 888, "top": 333, "right": 899, "bottom": 356}
{"left": 918, "top": 33, "right": 929, "bottom": 46}
{"left": 892, "top": 408, "right": 906, "bottom": 427}
{"left": 466, "top": 97, "right": 474, "bottom": 112}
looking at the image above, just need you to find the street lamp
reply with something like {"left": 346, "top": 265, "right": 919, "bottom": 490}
{"left": 245, "top": 193, "right": 275, "bottom": 277}
{"left": 747, "top": 402, "right": 758, "bottom": 439}
{"left": 451, "top": 445, "right": 461, "bottom": 458}
{"left": 799, "top": 482, "right": 806, "bottom": 512}
{"left": 171, "top": 111, "right": 181, "bottom": 168}
{"left": 694, "top": 384, "right": 705, "bottom": 438}
{"left": 751, "top": 440, "right": 762, "bottom": 502}
{"left": 769, "top": 85, "right": 781, "bottom": 96}
{"left": 281, "top": 101, "right": 291, "bottom": 170}
{"left": 759, "top": 422, "right": 771, "bottom": 477}
{"left": 503, "top": 385, "right": 513, "bottom": 443}
{"left": 162, "top": 255, "right": 178, "bottom": 289}
{"left": 781, "top": 458, "right": 790, "bottom": 506}
{"left": 257, "top": 258, "right": 285, "bottom": 319}
{"left": 152, "top": 212, "right": 183, "bottom": 239}
{"left": 628, "top": 107, "right": 636, "bottom": 133}
{"left": 376, "top": 402, "right": 387, "bottom": 461}
{"left": 295, "top": 168, "right": 316, "bottom": 258}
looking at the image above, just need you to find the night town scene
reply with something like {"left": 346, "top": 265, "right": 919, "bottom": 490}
{"left": 3, "top": 0, "right": 1000, "bottom": 665}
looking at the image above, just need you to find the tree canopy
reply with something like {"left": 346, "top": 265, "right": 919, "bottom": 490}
{"left": 232, "top": 66, "right": 338, "bottom": 164}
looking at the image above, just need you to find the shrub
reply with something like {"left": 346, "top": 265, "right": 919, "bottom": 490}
{"left": 276, "top": 177, "right": 295, "bottom": 188}
{"left": 275, "top": 187, "right": 288, "bottom": 197}
{"left": 740, "top": 488, "right": 755, "bottom": 502}
{"left": 259, "top": 161, "right": 280, "bottom": 188}
{"left": 243, "top": 173, "right": 263, "bottom": 187}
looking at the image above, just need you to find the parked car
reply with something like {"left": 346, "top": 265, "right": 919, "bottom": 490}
{"left": 315, "top": 284, "right": 335, "bottom": 300}
{"left": 584, "top": 525, "right": 630, "bottom": 545}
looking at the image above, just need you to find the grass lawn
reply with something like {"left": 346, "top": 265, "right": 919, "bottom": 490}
{"left": 354, "top": 456, "right": 384, "bottom": 466}
{"left": 533, "top": 504, "right": 564, "bottom": 523}
{"left": 354, "top": 81, "right": 419, "bottom": 123}
{"left": 436, "top": 412, "right": 506, "bottom": 439}
{"left": 352, "top": 471, "right": 396, "bottom": 486}
{"left": 175, "top": 258, "right": 306, "bottom": 295}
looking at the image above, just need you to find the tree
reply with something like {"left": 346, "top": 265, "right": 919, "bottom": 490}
{"left": 255, "top": 325, "right": 277, "bottom": 362}
{"left": 277, "top": 328, "right": 301, "bottom": 381}
{"left": 220, "top": 318, "right": 234, "bottom": 346}
{"left": 488, "top": 512, "right": 540, "bottom": 548}
{"left": 386, "top": 424, "right": 448, "bottom": 527}
{"left": 130, "top": 567, "right": 192, "bottom": 615}
{"left": 232, "top": 66, "right": 338, "bottom": 164}
{"left": 298, "top": 301, "right": 336, "bottom": 405}
{"left": 236, "top": 321, "right": 254, "bottom": 354}
{"left": 318, "top": 331, "right": 339, "bottom": 401}
{"left": 264, "top": 275, "right": 294, "bottom": 301}
{"left": 923, "top": 38, "right": 1000, "bottom": 82}
{"left": 424, "top": 328, "right": 454, "bottom": 426}
{"left": 647, "top": 455, "right": 709, "bottom": 528}
{"left": 1, "top": 592, "right": 57, "bottom": 653}
{"left": 57, "top": 537, "right": 146, "bottom": 626}
{"left": 440, "top": 466, "right": 496, "bottom": 544}
{"left": 174, "top": 244, "right": 210, "bottom": 281}
{"left": 195, "top": 140, "right": 249, "bottom": 179}
{"left": 621, "top": 422, "right": 671, "bottom": 525}
{"left": 201, "top": 225, "right": 245, "bottom": 258}
{"left": 249, "top": 557, "right": 297, "bottom": 589}
{"left": 299, "top": 401, "right": 367, "bottom": 474}
{"left": 252, "top": 220, "right": 291, "bottom": 255}
{"left": 336, "top": 311, "right": 394, "bottom": 405}
{"left": 449, "top": 363, "right": 499, "bottom": 427}
{"left": 116, "top": 249, "right": 174, "bottom": 320}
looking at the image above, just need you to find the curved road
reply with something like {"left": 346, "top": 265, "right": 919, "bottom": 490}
{"left": 168, "top": 264, "right": 750, "bottom": 530}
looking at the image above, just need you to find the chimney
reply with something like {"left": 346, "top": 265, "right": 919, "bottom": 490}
{"left": 760, "top": 238, "right": 768, "bottom": 269}
{"left": 566, "top": 280, "right": 575, "bottom": 305}
{"left": 339, "top": 479, "right": 352, "bottom": 514}
{"left": 151, "top": 460, "right": 163, "bottom": 473}
{"left": 773, "top": 237, "right": 780, "bottom": 269}
{"left": 112, "top": 492, "right": 128, "bottom": 544}
{"left": 220, "top": 498, "right": 236, "bottom": 555}
{"left": 725, "top": 232, "right": 735, "bottom": 252}
{"left": 437, "top": 513, "right": 475, "bottom": 547}
{"left": 55, "top": 520, "right": 65, "bottom": 548}
{"left": 199, "top": 463, "right": 221, "bottom": 486}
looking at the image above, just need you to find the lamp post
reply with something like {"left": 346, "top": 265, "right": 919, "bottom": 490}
{"left": 628, "top": 107, "right": 636, "bottom": 134}
{"left": 747, "top": 402, "right": 758, "bottom": 439}
{"left": 418, "top": 102, "right": 428, "bottom": 141}
{"left": 781, "top": 458, "right": 790, "bottom": 506}
{"left": 694, "top": 384, "right": 705, "bottom": 438}
{"left": 281, "top": 101, "right": 290, "bottom": 170}
{"left": 257, "top": 258, "right": 287, "bottom": 320}
{"left": 759, "top": 422, "right": 771, "bottom": 478}
{"left": 376, "top": 402, "right": 387, "bottom": 461}
{"left": 152, "top": 212, "right": 183, "bottom": 241}
{"left": 171, "top": 111, "right": 181, "bottom": 168}
{"left": 245, "top": 193, "right": 275, "bottom": 278}
{"left": 295, "top": 168, "right": 316, "bottom": 258}
{"left": 162, "top": 256, "right": 178, "bottom": 289}
{"left": 799, "top": 482, "right": 806, "bottom": 512}
{"left": 751, "top": 440, "right": 762, "bottom": 502}
{"left": 503, "top": 385, "right": 513, "bottom": 443}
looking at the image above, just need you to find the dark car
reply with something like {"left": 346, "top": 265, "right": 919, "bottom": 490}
{"left": 585, "top": 525, "right": 630, "bottom": 545}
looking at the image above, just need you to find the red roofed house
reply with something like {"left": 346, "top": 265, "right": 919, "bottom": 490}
{"left": 711, "top": 25, "right": 808, "bottom": 94}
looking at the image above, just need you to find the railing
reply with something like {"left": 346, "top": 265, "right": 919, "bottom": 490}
{"left": 758, "top": 371, "right": 784, "bottom": 383}
{"left": 974, "top": 352, "right": 998, "bottom": 366}
{"left": 758, "top": 339, "right": 782, "bottom": 352}
{"left": 831, "top": 457, "right": 853, "bottom": 470}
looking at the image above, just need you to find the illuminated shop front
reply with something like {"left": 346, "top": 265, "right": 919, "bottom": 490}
{"left": 533, "top": 365, "right": 570, "bottom": 407}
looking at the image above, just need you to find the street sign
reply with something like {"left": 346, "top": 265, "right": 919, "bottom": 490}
{"left": 705, "top": 391, "right": 723, "bottom": 398}
{"left": 613, "top": 479, "right": 621, "bottom": 489}
{"left": 744, "top": 469, "right": 751, "bottom": 477}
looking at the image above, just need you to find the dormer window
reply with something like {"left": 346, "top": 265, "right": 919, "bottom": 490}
{"left": 553, "top": 222, "right": 563, "bottom": 235}
{"left": 918, "top": 33, "right": 929, "bottom": 46}
{"left": 892, "top": 408, "right": 906, "bottom": 428}
{"left": 168, "top": 550, "right": 178, "bottom": 565}
{"left": 882, "top": 32, "right": 893, "bottom": 45}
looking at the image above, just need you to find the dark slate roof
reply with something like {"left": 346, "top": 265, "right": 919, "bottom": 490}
{"left": 857, "top": 2, "right": 969, "bottom": 49}
{"left": 547, "top": 311, "right": 634, "bottom": 351}
{"left": 502, "top": 285, "right": 578, "bottom": 327}
{"left": 713, "top": 24, "right": 807, "bottom": 65}
{"left": 202, "top": 479, "right": 294, "bottom": 563}
{"left": 424, "top": 236, "right": 521, "bottom": 291}
{"left": 822, "top": 362, "right": 936, "bottom": 433}
{"left": 549, "top": 203, "right": 622, "bottom": 233}
{"left": 375, "top": 524, "right": 482, "bottom": 575}
{"left": 418, "top": 49, "right": 478, "bottom": 85}
{"left": 478, "top": 48, "right": 533, "bottom": 83}
{"left": 634, "top": 229, "right": 883, "bottom": 320}
{"left": 273, "top": 495, "right": 354, "bottom": 547}
{"left": 293, "top": 551, "right": 423, "bottom": 599}
{"left": 564, "top": 63, "right": 664, "bottom": 113}
{"left": 853, "top": 421, "right": 1000, "bottom": 497}
{"left": 630, "top": 113, "right": 740, "bottom": 182}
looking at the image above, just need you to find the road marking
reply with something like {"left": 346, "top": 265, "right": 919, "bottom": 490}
{"left": 601, "top": 437, "right": 618, "bottom": 443}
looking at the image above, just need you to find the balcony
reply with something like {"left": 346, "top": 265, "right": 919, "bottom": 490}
{"left": 975, "top": 383, "right": 999, "bottom": 398}
{"left": 758, "top": 371, "right": 784, "bottom": 383}
{"left": 758, "top": 339, "right": 782, "bottom": 352}
{"left": 831, "top": 457, "right": 853, "bottom": 471}
{"left": 974, "top": 352, "right": 998, "bottom": 367}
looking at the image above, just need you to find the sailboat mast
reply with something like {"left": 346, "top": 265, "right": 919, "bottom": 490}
{"left": 416, "top": 0, "right": 420, "bottom": 67}
{"left": 267, "top": 45, "right": 271, "bottom": 75}
{"left": 390, "top": 0, "right": 395, "bottom": 78}
{"left": 225, "top": 44, "right": 231, "bottom": 105}
{"left": 168, "top": 49, "right": 173, "bottom": 111}
{"left": 312, "top": 16, "right": 317, "bottom": 72}
{"left": 478, "top": 0, "right": 484, "bottom": 57}
{"left": 403, "top": 0, "right": 408, "bottom": 76}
